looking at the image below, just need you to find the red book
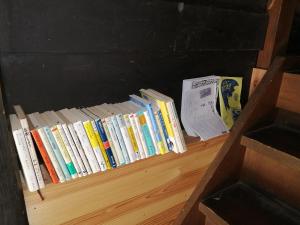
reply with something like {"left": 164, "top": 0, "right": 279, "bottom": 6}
{"left": 31, "top": 130, "right": 59, "bottom": 184}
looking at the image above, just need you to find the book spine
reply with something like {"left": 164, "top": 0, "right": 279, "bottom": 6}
{"left": 57, "top": 124, "right": 82, "bottom": 177}
{"left": 128, "top": 113, "right": 146, "bottom": 159}
{"left": 31, "top": 130, "right": 59, "bottom": 184}
{"left": 143, "top": 110, "right": 158, "bottom": 155}
{"left": 137, "top": 111, "right": 155, "bottom": 156}
{"left": 132, "top": 113, "right": 148, "bottom": 158}
{"left": 20, "top": 119, "right": 45, "bottom": 188}
{"left": 51, "top": 126, "right": 78, "bottom": 178}
{"left": 83, "top": 121, "right": 107, "bottom": 171}
{"left": 154, "top": 111, "right": 169, "bottom": 154}
{"left": 38, "top": 128, "right": 66, "bottom": 182}
{"left": 12, "top": 129, "right": 39, "bottom": 192}
{"left": 90, "top": 120, "right": 111, "bottom": 169}
{"left": 145, "top": 104, "right": 165, "bottom": 155}
{"left": 95, "top": 119, "right": 117, "bottom": 168}
{"left": 101, "top": 119, "right": 120, "bottom": 166}
{"left": 43, "top": 127, "right": 71, "bottom": 180}
{"left": 105, "top": 117, "right": 126, "bottom": 165}
{"left": 123, "top": 114, "right": 140, "bottom": 160}
{"left": 157, "top": 109, "right": 171, "bottom": 152}
{"left": 67, "top": 124, "right": 92, "bottom": 175}
{"left": 73, "top": 122, "right": 100, "bottom": 173}
{"left": 111, "top": 115, "right": 131, "bottom": 164}
{"left": 157, "top": 100, "right": 178, "bottom": 153}
{"left": 116, "top": 114, "right": 136, "bottom": 162}
{"left": 168, "top": 102, "right": 187, "bottom": 153}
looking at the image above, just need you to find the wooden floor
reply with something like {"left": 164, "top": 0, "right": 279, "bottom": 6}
{"left": 23, "top": 135, "right": 227, "bottom": 225}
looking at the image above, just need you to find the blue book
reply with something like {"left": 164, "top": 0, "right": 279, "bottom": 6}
{"left": 130, "top": 95, "right": 165, "bottom": 154}
{"left": 43, "top": 126, "right": 71, "bottom": 180}
{"left": 95, "top": 119, "right": 117, "bottom": 168}
{"left": 129, "top": 101, "right": 156, "bottom": 156}
{"left": 140, "top": 89, "right": 173, "bottom": 151}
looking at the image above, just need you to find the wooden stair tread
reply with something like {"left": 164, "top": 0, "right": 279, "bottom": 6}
{"left": 202, "top": 182, "right": 300, "bottom": 225}
{"left": 243, "top": 124, "right": 300, "bottom": 159}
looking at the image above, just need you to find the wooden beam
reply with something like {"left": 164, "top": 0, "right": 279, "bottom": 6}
{"left": 257, "top": 0, "right": 297, "bottom": 68}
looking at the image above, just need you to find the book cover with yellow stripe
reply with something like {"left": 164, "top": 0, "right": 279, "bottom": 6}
{"left": 83, "top": 121, "right": 107, "bottom": 171}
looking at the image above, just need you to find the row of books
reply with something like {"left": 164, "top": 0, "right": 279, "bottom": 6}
{"left": 10, "top": 89, "right": 186, "bottom": 192}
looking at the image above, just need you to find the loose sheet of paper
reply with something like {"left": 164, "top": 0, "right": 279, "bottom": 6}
{"left": 181, "top": 76, "right": 228, "bottom": 140}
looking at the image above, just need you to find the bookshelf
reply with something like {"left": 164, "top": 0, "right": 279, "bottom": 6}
{"left": 23, "top": 134, "right": 228, "bottom": 225}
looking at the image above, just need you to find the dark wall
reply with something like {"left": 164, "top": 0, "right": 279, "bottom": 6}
{"left": 0, "top": 0, "right": 267, "bottom": 113}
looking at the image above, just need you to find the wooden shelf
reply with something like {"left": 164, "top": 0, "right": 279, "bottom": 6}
{"left": 202, "top": 182, "right": 300, "bottom": 225}
{"left": 23, "top": 134, "right": 228, "bottom": 225}
{"left": 241, "top": 134, "right": 300, "bottom": 171}
{"left": 244, "top": 125, "right": 300, "bottom": 158}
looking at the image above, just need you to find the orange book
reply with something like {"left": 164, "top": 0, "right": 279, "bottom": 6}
{"left": 31, "top": 130, "right": 59, "bottom": 184}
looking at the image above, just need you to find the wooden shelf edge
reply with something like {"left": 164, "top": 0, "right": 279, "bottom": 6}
{"left": 23, "top": 134, "right": 228, "bottom": 225}
{"left": 240, "top": 135, "right": 300, "bottom": 171}
{"left": 198, "top": 202, "right": 229, "bottom": 225}
{"left": 23, "top": 134, "right": 228, "bottom": 196}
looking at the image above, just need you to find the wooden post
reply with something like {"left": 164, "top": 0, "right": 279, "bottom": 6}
{"left": 0, "top": 71, "right": 28, "bottom": 224}
{"left": 256, "top": 0, "right": 297, "bottom": 69}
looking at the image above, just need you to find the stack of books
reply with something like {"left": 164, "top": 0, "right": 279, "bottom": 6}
{"left": 10, "top": 89, "right": 186, "bottom": 192}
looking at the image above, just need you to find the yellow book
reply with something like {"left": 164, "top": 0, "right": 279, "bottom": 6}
{"left": 154, "top": 99, "right": 178, "bottom": 153}
{"left": 218, "top": 76, "right": 243, "bottom": 129}
{"left": 92, "top": 121, "right": 111, "bottom": 169}
{"left": 83, "top": 121, "right": 107, "bottom": 171}
{"left": 124, "top": 114, "right": 139, "bottom": 155}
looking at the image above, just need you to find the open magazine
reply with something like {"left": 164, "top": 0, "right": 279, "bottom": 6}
{"left": 181, "top": 76, "right": 228, "bottom": 140}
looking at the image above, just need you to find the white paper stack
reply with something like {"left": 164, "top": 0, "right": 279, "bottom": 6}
{"left": 181, "top": 76, "right": 228, "bottom": 140}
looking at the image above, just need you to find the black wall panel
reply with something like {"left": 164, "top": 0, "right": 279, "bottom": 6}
{"left": 0, "top": 0, "right": 267, "bottom": 53}
{"left": 2, "top": 51, "right": 257, "bottom": 113}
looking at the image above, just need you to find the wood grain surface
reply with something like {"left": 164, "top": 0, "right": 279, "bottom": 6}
{"left": 23, "top": 135, "right": 227, "bottom": 225}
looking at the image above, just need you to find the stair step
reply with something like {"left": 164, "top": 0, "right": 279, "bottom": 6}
{"left": 202, "top": 182, "right": 300, "bottom": 225}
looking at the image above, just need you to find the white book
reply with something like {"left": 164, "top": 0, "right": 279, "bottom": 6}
{"left": 123, "top": 102, "right": 149, "bottom": 158}
{"left": 14, "top": 105, "right": 45, "bottom": 189}
{"left": 60, "top": 108, "right": 100, "bottom": 173}
{"left": 115, "top": 102, "right": 145, "bottom": 159}
{"left": 28, "top": 113, "right": 66, "bottom": 183}
{"left": 107, "top": 104, "right": 136, "bottom": 162}
{"left": 58, "top": 110, "right": 92, "bottom": 175}
{"left": 96, "top": 105, "right": 126, "bottom": 166}
{"left": 148, "top": 89, "right": 187, "bottom": 153}
{"left": 87, "top": 106, "right": 120, "bottom": 167}
{"left": 10, "top": 114, "right": 39, "bottom": 192}
{"left": 50, "top": 111, "right": 85, "bottom": 177}
{"left": 73, "top": 108, "right": 107, "bottom": 172}
{"left": 42, "top": 112, "right": 78, "bottom": 179}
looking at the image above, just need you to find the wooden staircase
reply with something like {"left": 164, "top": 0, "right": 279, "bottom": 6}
{"left": 174, "top": 57, "right": 300, "bottom": 225}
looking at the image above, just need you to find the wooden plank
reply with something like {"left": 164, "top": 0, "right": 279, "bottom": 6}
{"left": 249, "top": 68, "right": 266, "bottom": 97}
{"left": 241, "top": 135, "right": 300, "bottom": 172}
{"left": 277, "top": 73, "right": 300, "bottom": 113}
{"left": 249, "top": 68, "right": 300, "bottom": 113}
{"left": 241, "top": 147, "right": 300, "bottom": 209}
{"left": 175, "top": 57, "right": 286, "bottom": 225}
{"left": 198, "top": 203, "right": 229, "bottom": 225}
{"left": 257, "top": 0, "right": 297, "bottom": 68}
{"left": 23, "top": 135, "right": 227, "bottom": 225}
